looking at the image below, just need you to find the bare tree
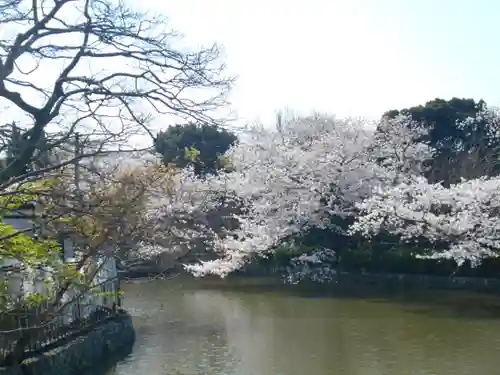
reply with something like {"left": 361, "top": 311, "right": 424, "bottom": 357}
{"left": 0, "top": 155, "right": 177, "bottom": 365}
{"left": 0, "top": 1, "right": 232, "bottom": 360}
{"left": 0, "top": 0, "right": 233, "bottom": 186}
{"left": 46, "top": 156, "right": 172, "bottom": 274}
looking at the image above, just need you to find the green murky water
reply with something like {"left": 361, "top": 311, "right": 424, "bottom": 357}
{"left": 105, "top": 278, "right": 500, "bottom": 375}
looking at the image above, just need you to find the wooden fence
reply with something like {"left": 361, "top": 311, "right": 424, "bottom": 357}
{"left": 0, "top": 276, "right": 121, "bottom": 366}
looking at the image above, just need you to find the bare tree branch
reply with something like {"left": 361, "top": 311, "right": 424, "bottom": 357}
{"left": 0, "top": 0, "right": 233, "bottom": 185}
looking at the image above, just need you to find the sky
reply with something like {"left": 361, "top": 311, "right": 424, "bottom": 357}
{"left": 137, "top": 0, "right": 500, "bottom": 125}
{"left": 2, "top": 0, "right": 499, "bottom": 149}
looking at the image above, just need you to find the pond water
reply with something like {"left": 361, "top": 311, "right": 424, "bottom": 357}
{"left": 105, "top": 278, "right": 500, "bottom": 375}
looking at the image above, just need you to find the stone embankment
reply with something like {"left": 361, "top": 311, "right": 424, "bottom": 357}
{"left": 0, "top": 310, "right": 135, "bottom": 375}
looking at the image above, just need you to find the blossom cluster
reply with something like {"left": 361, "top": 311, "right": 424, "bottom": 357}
{"left": 144, "top": 114, "right": 432, "bottom": 277}
{"left": 138, "top": 108, "right": 500, "bottom": 278}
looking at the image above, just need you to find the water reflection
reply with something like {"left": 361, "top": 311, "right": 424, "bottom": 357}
{"left": 106, "top": 279, "right": 500, "bottom": 375}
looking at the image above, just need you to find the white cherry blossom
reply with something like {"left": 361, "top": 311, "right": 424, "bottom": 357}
{"left": 175, "top": 114, "right": 433, "bottom": 277}
{"left": 352, "top": 175, "right": 500, "bottom": 266}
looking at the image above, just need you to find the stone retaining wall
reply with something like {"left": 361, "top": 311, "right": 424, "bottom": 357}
{"left": 0, "top": 310, "right": 135, "bottom": 375}
{"left": 224, "top": 272, "right": 500, "bottom": 295}
{"left": 332, "top": 272, "right": 500, "bottom": 294}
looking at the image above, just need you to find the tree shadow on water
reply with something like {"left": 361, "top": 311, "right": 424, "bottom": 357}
{"left": 198, "top": 278, "right": 500, "bottom": 321}
{"left": 83, "top": 345, "right": 135, "bottom": 375}
{"left": 394, "top": 297, "right": 500, "bottom": 320}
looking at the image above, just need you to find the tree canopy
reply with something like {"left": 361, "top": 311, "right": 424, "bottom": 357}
{"left": 154, "top": 123, "right": 237, "bottom": 176}
{"left": 384, "top": 98, "right": 500, "bottom": 185}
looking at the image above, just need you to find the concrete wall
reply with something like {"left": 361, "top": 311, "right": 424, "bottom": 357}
{"left": 0, "top": 310, "right": 135, "bottom": 375}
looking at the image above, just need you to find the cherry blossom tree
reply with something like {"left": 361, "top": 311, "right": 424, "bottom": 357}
{"left": 161, "top": 114, "right": 434, "bottom": 277}
{"left": 351, "top": 175, "right": 500, "bottom": 267}
{"left": 137, "top": 167, "right": 220, "bottom": 261}
{"left": 352, "top": 108, "right": 500, "bottom": 268}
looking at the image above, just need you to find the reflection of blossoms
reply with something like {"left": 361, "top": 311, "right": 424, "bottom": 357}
{"left": 282, "top": 248, "right": 337, "bottom": 284}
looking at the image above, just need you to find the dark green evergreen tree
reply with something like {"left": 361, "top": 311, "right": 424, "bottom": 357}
{"left": 385, "top": 98, "right": 500, "bottom": 185}
{"left": 154, "top": 123, "right": 237, "bottom": 177}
